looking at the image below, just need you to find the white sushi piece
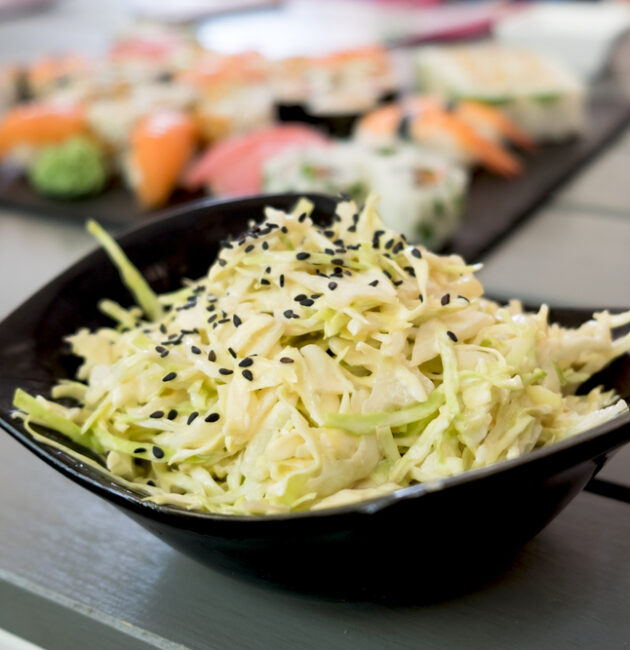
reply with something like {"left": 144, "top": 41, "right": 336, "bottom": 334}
{"left": 415, "top": 44, "right": 586, "bottom": 141}
{"left": 366, "top": 145, "right": 469, "bottom": 248}
{"left": 262, "top": 141, "right": 367, "bottom": 200}
{"left": 262, "top": 142, "right": 468, "bottom": 249}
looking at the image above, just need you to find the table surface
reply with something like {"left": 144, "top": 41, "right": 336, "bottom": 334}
{"left": 1, "top": 2, "right": 630, "bottom": 648}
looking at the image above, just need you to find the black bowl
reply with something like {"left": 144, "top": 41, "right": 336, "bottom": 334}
{"left": 1, "top": 193, "right": 629, "bottom": 601}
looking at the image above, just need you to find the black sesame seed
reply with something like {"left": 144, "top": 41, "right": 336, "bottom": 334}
{"left": 294, "top": 294, "right": 307, "bottom": 302}
{"left": 368, "top": 279, "right": 379, "bottom": 287}
{"left": 326, "top": 349, "right": 334, "bottom": 357}
{"left": 205, "top": 412, "right": 220, "bottom": 423}
{"left": 279, "top": 274, "right": 285, "bottom": 287}
{"left": 404, "top": 266, "right": 416, "bottom": 277}
{"left": 206, "top": 305, "right": 216, "bottom": 312}
{"left": 411, "top": 248, "right": 422, "bottom": 259}
{"left": 260, "top": 278, "right": 270, "bottom": 285}
{"left": 393, "top": 280, "right": 403, "bottom": 286}
{"left": 447, "top": 330, "right": 458, "bottom": 342}
{"left": 239, "top": 357, "right": 254, "bottom": 367}
{"left": 208, "top": 350, "right": 216, "bottom": 362}
{"left": 228, "top": 347, "right": 237, "bottom": 359}
{"left": 245, "top": 244, "right": 255, "bottom": 253}
{"left": 324, "top": 229, "right": 335, "bottom": 237}
{"left": 419, "top": 294, "right": 424, "bottom": 302}
{"left": 242, "top": 369, "right": 254, "bottom": 381}
{"left": 152, "top": 446, "right": 165, "bottom": 459}
{"left": 296, "top": 252, "right": 310, "bottom": 261}
{"left": 347, "top": 225, "right": 357, "bottom": 233}
{"left": 281, "top": 226, "right": 288, "bottom": 233}
{"left": 150, "top": 410, "right": 164, "bottom": 419}
{"left": 218, "top": 258, "right": 227, "bottom": 267}
{"left": 331, "top": 258, "right": 343, "bottom": 265}
{"left": 191, "top": 346, "right": 201, "bottom": 355}
{"left": 160, "top": 350, "right": 169, "bottom": 358}
{"left": 310, "top": 294, "right": 321, "bottom": 299}
{"left": 167, "top": 409, "right": 177, "bottom": 420}
{"left": 298, "top": 212, "right": 307, "bottom": 223}
{"left": 393, "top": 242, "right": 404, "bottom": 254}
{"left": 218, "top": 318, "right": 230, "bottom": 324}
{"left": 280, "top": 357, "right": 294, "bottom": 364}
{"left": 352, "top": 213, "right": 360, "bottom": 223}
{"left": 328, "top": 282, "right": 338, "bottom": 290}
{"left": 334, "top": 239, "right": 344, "bottom": 246}
{"left": 159, "top": 324, "right": 167, "bottom": 334}
{"left": 383, "top": 270, "right": 392, "bottom": 279}
{"left": 187, "top": 412, "right": 199, "bottom": 425}
{"left": 155, "top": 345, "right": 166, "bottom": 354}
{"left": 207, "top": 314, "right": 217, "bottom": 324}
{"left": 233, "top": 315, "right": 242, "bottom": 328}
{"left": 162, "top": 372, "right": 177, "bottom": 382}
{"left": 385, "top": 238, "right": 394, "bottom": 250}
{"left": 219, "top": 368, "right": 233, "bottom": 375}
{"left": 265, "top": 266, "right": 271, "bottom": 274}
{"left": 147, "top": 480, "right": 156, "bottom": 487}
{"left": 300, "top": 298, "right": 314, "bottom": 307}
{"left": 325, "top": 248, "right": 335, "bottom": 255}
{"left": 262, "top": 242, "right": 269, "bottom": 250}
{"left": 134, "top": 447, "right": 147, "bottom": 454}
{"left": 441, "top": 294, "right": 451, "bottom": 306}
{"left": 284, "top": 309, "right": 295, "bottom": 319}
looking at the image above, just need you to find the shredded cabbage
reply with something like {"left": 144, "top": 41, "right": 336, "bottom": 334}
{"left": 12, "top": 196, "right": 630, "bottom": 514}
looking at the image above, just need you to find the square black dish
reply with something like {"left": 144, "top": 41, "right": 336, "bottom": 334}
{"left": 0, "top": 193, "right": 629, "bottom": 602}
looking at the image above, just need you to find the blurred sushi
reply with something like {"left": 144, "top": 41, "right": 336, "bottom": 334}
{"left": 272, "top": 46, "right": 397, "bottom": 137}
{"left": 262, "top": 141, "right": 468, "bottom": 248}
{"left": 183, "top": 124, "right": 328, "bottom": 196}
{"left": 0, "top": 102, "right": 87, "bottom": 165}
{"left": 125, "top": 108, "right": 198, "bottom": 209}
{"left": 355, "top": 95, "right": 525, "bottom": 177}
{"left": 180, "top": 52, "right": 274, "bottom": 144}
{"left": 414, "top": 44, "right": 586, "bottom": 141}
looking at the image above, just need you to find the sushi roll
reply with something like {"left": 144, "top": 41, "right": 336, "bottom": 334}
{"left": 414, "top": 44, "right": 586, "bottom": 141}
{"left": 366, "top": 146, "right": 468, "bottom": 249}
{"left": 262, "top": 141, "right": 367, "bottom": 200}
{"left": 125, "top": 108, "right": 198, "bottom": 209}
{"left": 262, "top": 141, "right": 468, "bottom": 249}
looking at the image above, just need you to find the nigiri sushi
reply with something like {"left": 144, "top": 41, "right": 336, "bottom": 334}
{"left": 0, "top": 103, "right": 87, "bottom": 161}
{"left": 354, "top": 97, "right": 523, "bottom": 177}
{"left": 183, "top": 124, "right": 329, "bottom": 196}
{"left": 125, "top": 108, "right": 197, "bottom": 209}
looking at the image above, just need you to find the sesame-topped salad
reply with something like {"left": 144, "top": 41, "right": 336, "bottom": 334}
{"left": 13, "top": 196, "right": 630, "bottom": 514}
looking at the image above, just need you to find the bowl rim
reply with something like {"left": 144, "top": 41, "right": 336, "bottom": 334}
{"left": 1, "top": 192, "right": 629, "bottom": 525}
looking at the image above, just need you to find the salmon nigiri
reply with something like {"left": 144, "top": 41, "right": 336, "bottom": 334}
{"left": 126, "top": 109, "right": 197, "bottom": 209}
{"left": 0, "top": 103, "right": 86, "bottom": 158}
{"left": 183, "top": 124, "right": 328, "bottom": 196}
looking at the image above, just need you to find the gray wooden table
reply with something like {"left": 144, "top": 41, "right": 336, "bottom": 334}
{"left": 1, "top": 2, "right": 630, "bottom": 648}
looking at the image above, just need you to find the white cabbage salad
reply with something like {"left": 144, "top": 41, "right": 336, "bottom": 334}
{"left": 13, "top": 196, "right": 630, "bottom": 514}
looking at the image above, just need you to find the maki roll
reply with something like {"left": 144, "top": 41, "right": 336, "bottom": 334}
{"left": 415, "top": 44, "right": 586, "bottom": 141}
{"left": 366, "top": 146, "right": 468, "bottom": 249}
{"left": 262, "top": 141, "right": 367, "bottom": 200}
{"left": 262, "top": 141, "right": 468, "bottom": 249}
